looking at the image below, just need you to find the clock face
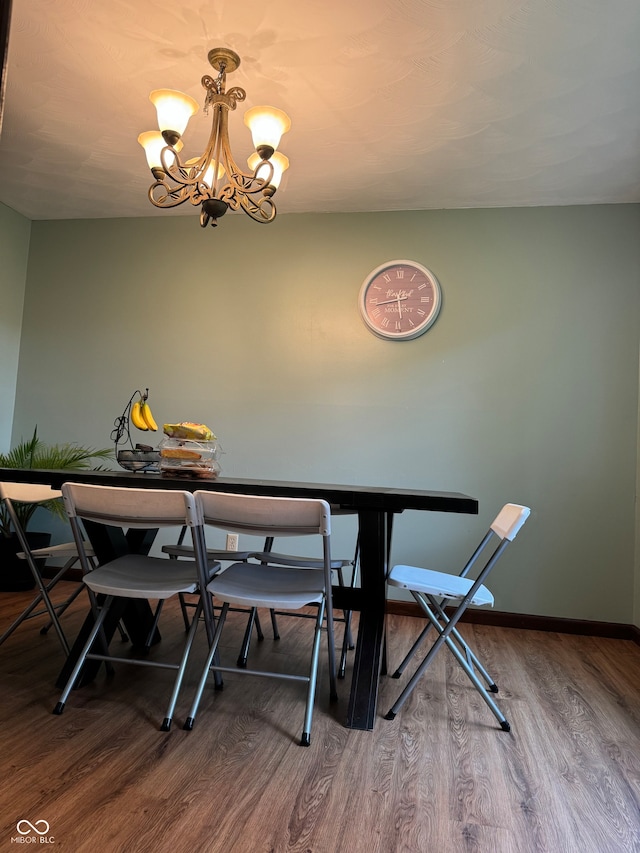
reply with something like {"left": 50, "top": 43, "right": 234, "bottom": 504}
{"left": 359, "top": 260, "right": 442, "bottom": 340}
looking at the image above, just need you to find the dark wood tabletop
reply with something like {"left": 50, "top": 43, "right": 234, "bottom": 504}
{"left": 0, "top": 467, "right": 478, "bottom": 513}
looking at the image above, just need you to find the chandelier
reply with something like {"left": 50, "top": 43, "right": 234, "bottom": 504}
{"left": 138, "top": 48, "right": 291, "bottom": 228}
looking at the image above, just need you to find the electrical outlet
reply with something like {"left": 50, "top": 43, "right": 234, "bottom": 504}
{"left": 226, "top": 533, "right": 239, "bottom": 551}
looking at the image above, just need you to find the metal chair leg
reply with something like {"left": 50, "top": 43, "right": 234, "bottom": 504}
{"left": 300, "top": 600, "right": 325, "bottom": 747}
{"left": 237, "top": 607, "right": 259, "bottom": 668}
{"left": 53, "top": 594, "right": 114, "bottom": 714}
{"left": 161, "top": 600, "right": 203, "bottom": 732}
{"left": 184, "top": 602, "right": 230, "bottom": 730}
{"left": 385, "top": 592, "right": 509, "bottom": 730}
{"left": 144, "top": 600, "right": 165, "bottom": 650}
{"left": 39, "top": 581, "right": 86, "bottom": 634}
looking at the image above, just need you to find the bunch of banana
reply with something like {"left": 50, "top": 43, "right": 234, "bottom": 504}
{"left": 131, "top": 394, "right": 158, "bottom": 432}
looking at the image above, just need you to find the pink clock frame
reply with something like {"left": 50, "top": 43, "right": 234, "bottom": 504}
{"left": 359, "top": 259, "right": 442, "bottom": 340}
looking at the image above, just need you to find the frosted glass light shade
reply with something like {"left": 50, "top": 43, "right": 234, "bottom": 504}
{"left": 244, "top": 106, "right": 291, "bottom": 154}
{"left": 150, "top": 89, "right": 199, "bottom": 137}
{"left": 137, "top": 131, "right": 183, "bottom": 171}
{"left": 248, "top": 151, "right": 290, "bottom": 189}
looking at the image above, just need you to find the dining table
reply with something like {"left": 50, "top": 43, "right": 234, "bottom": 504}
{"left": 0, "top": 467, "right": 478, "bottom": 730}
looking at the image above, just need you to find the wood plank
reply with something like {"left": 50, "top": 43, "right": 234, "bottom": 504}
{"left": 1, "top": 589, "right": 639, "bottom": 852}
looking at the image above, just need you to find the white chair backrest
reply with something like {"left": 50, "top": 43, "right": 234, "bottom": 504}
{"left": 61, "top": 482, "right": 198, "bottom": 529}
{"left": 0, "top": 481, "right": 63, "bottom": 505}
{"left": 490, "top": 504, "right": 530, "bottom": 542}
{"left": 194, "top": 491, "right": 331, "bottom": 538}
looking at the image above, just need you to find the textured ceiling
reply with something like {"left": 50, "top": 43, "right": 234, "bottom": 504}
{"left": 1, "top": 0, "right": 639, "bottom": 222}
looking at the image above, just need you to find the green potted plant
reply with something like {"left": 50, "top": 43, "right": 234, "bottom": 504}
{"left": 0, "top": 428, "right": 112, "bottom": 590}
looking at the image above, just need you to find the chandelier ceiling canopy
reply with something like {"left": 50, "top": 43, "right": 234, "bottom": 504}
{"left": 138, "top": 47, "right": 291, "bottom": 229}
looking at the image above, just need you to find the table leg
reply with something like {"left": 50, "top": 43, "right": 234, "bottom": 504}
{"left": 344, "top": 509, "right": 390, "bottom": 730}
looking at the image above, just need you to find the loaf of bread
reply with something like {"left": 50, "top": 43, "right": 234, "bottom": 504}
{"left": 160, "top": 447, "right": 202, "bottom": 460}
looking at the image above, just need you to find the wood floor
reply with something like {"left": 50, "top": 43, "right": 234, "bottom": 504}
{"left": 0, "top": 584, "right": 639, "bottom": 852}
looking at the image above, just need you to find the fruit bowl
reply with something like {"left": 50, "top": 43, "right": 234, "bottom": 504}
{"left": 117, "top": 449, "right": 161, "bottom": 473}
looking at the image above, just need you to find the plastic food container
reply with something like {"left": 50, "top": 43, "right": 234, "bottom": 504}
{"left": 159, "top": 438, "right": 221, "bottom": 479}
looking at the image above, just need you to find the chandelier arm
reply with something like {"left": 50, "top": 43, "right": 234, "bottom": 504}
{"left": 216, "top": 114, "right": 273, "bottom": 196}
{"left": 148, "top": 182, "right": 192, "bottom": 209}
{"left": 230, "top": 156, "right": 274, "bottom": 194}
{"left": 217, "top": 183, "right": 276, "bottom": 223}
{"left": 238, "top": 194, "right": 276, "bottom": 223}
{"left": 149, "top": 161, "right": 213, "bottom": 208}
{"left": 149, "top": 183, "right": 212, "bottom": 210}
{"left": 210, "top": 104, "right": 225, "bottom": 197}
{"left": 153, "top": 142, "right": 221, "bottom": 206}
{"left": 156, "top": 147, "right": 203, "bottom": 189}
{"left": 148, "top": 142, "right": 274, "bottom": 212}
{"left": 168, "top": 102, "right": 231, "bottom": 197}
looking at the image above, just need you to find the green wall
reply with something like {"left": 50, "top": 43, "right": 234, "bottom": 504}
{"left": 8, "top": 205, "right": 640, "bottom": 624}
{"left": 0, "top": 202, "right": 30, "bottom": 451}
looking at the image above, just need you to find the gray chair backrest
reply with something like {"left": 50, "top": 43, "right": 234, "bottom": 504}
{"left": 1, "top": 480, "right": 62, "bottom": 504}
{"left": 61, "top": 482, "right": 198, "bottom": 529}
{"left": 193, "top": 491, "right": 331, "bottom": 538}
{"left": 0, "top": 481, "right": 64, "bottom": 557}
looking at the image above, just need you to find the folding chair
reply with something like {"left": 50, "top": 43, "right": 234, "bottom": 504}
{"left": 53, "top": 482, "right": 219, "bottom": 731}
{"left": 162, "top": 530, "right": 266, "bottom": 652}
{"left": 384, "top": 503, "right": 530, "bottom": 731}
{"left": 184, "top": 490, "right": 338, "bottom": 746}
{"left": 0, "top": 481, "right": 97, "bottom": 656}
{"left": 243, "top": 538, "right": 357, "bottom": 675}
{"left": 163, "top": 517, "right": 358, "bottom": 677}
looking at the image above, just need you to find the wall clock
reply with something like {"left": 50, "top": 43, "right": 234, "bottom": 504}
{"left": 359, "top": 259, "right": 442, "bottom": 341}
